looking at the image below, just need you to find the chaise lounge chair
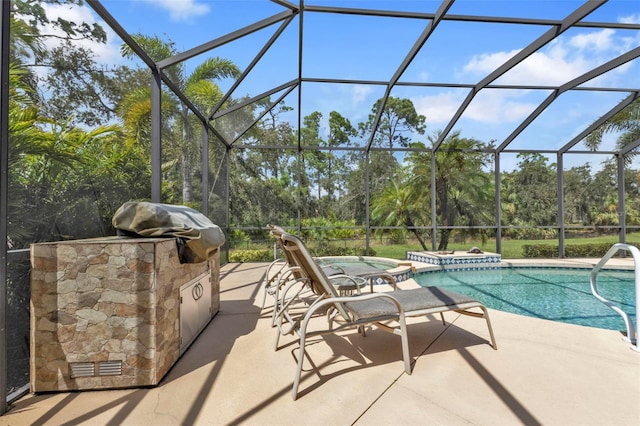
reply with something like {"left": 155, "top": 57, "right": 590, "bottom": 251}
{"left": 274, "top": 232, "right": 497, "bottom": 399}
{"left": 260, "top": 224, "right": 395, "bottom": 322}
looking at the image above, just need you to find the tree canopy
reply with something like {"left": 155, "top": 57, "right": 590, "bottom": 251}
{"left": 6, "top": 1, "right": 640, "bottom": 250}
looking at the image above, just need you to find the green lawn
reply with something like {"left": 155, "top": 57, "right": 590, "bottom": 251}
{"left": 371, "top": 233, "right": 640, "bottom": 260}
{"left": 229, "top": 232, "right": 640, "bottom": 262}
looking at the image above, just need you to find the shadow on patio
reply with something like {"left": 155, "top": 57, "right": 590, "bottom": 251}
{"left": 3, "top": 262, "right": 639, "bottom": 425}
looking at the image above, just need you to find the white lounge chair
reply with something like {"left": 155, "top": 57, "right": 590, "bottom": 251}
{"left": 274, "top": 232, "right": 497, "bottom": 399}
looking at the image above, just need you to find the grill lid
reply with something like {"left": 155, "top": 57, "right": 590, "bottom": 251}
{"left": 112, "top": 202, "right": 225, "bottom": 263}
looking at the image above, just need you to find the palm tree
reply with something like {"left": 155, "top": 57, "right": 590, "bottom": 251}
{"left": 406, "top": 131, "right": 494, "bottom": 250}
{"left": 121, "top": 34, "right": 241, "bottom": 203}
{"left": 371, "top": 178, "right": 430, "bottom": 249}
{"left": 8, "top": 62, "right": 120, "bottom": 247}
{"left": 585, "top": 98, "right": 640, "bottom": 156}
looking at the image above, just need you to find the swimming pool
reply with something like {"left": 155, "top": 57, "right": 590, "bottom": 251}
{"left": 414, "top": 267, "right": 636, "bottom": 332}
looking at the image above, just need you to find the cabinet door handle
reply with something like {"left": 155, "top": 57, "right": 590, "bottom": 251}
{"left": 192, "top": 283, "right": 204, "bottom": 300}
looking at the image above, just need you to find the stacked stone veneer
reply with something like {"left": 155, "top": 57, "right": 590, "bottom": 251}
{"left": 30, "top": 236, "right": 220, "bottom": 392}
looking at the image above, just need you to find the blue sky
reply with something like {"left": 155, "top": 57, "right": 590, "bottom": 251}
{"left": 35, "top": 0, "right": 640, "bottom": 171}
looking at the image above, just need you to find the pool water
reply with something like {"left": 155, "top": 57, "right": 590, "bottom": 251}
{"left": 414, "top": 267, "right": 636, "bottom": 331}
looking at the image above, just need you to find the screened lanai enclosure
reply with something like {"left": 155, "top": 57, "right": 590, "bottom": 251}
{"left": 1, "top": 0, "right": 639, "bottom": 412}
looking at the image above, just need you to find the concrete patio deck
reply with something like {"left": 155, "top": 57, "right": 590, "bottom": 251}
{"left": 3, "top": 260, "right": 639, "bottom": 425}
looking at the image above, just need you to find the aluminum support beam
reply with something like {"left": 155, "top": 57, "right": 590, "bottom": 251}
{"left": 157, "top": 10, "right": 295, "bottom": 69}
{"left": 365, "top": 151, "right": 371, "bottom": 254}
{"left": 434, "top": 0, "right": 606, "bottom": 151}
{"left": 87, "top": 0, "right": 157, "bottom": 69}
{"left": 296, "top": 1, "right": 304, "bottom": 232}
{"left": 431, "top": 153, "right": 437, "bottom": 249}
{"left": 618, "top": 154, "right": 626, "bottom": 244}
{"left": 498, "top": 47, "right": 640, "bottom": 153}
{"left": 209, "top": 16, "right": 295, "bottom": 120}
{"left": 365, "top": 0, "right": 453, "bottom": 151}
{"left": 229, "top": 85, "right": 296, "bottom": 146}
{"left": 619, "top": 138, "right": 640, "bottom": 156}
{"left": 559, "top": 92, "right": 640, "bottom": 153}
{"left": 151, "top": 70, "right": 162, "bottom": 202}
{"left": 270, "top": 0, "right": 298, "bottom": 11}
{"left": 211, "top": 80, "right": 298, "bottom": 120}
{"left": 201, "top": 123, "right": 209, "bottom": 216}
{"left": 0, "top": 0, "right": 10, "bottom": 415}
{"left": 222, "top": 146, "right": 231, "bottom": 263}
{"left": 494, "top": 153, "right": 502, "bottom": 254}
{"left": 304, "top": 4, "right": 640, "bottom": 30}
{"left": 557, "top": 153, "right": 565, "bottom": 258}
{"left": 302, "top": 77, "right": 637, "bottom": 92}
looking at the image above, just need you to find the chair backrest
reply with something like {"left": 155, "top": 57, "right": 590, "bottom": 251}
{"left": 268, "top": 224, "right": 287, "bottom": 237}
{"left": 268, "top": 225, "right": 305, "bottom": 279}
{"left": 281, "top": 233, "right": 352, "bottom": 319}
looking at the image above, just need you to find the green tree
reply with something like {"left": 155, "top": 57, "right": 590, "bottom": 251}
{"left": 300, "top": 111, "right": 325, "bottom": 206}
{"left": 345, "top": 97, "right": 425, "bottom": 224}
{"left": 563, "top": 164, "right": 593, "bottom": 225}
{"left": 250, "top": 100, "right": 295, "bottom": 179}
{"left": 359, "top": 96, "right": 426, "bottom": 149}
{"left": 587, "top": 160, "right": 625, "bottom": 232}
{"left": 371, "top": 177, "right": 429, "bottom": 248}
{"left": 7, "top": 63, "right": 121, "bottom": 247}
{"left": 12, "top": 0, "right": 112, "bottom": 126}
{"left": 501, "top": 153, "right": 557, "bottom": 239}
{"left": 121, "top": 34, "right": 241, "bottom": 204}
{"left": 406, "top": 131, "right": 494, "bottom": 250}
{"left": 41, "top": 42, "right": 145, "bottom": 127}
{"left": 227, "top": 100, "right": 299, "bottom": 229}
{"left": 585, "top": 98, "right": 640, "bottom": 157}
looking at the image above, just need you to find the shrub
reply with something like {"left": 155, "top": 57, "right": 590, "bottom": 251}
{"left": 228, "top": 244, "right": 376, "bottom": 262}
{"left": 522, "top": 244, "right": 558, "bottom": 258}
{"left": 523, "top": 242, "right": 640, "bottom": 258}
{"left": 299, "top": 218, "right": 363, "bottom": 240}
{"left": 229, "top": 249, "right": 272, "bottom": 262}
{"left": 309, "top": 245, "right": 375, "bottom": 257}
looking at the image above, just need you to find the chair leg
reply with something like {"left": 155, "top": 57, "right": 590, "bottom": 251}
{"left": 481, "top": 306, "right": 498, "bottom": 350}
{"left": 273, "top": 328, "right": 282, "bottom": 351}
{"left": 292, "top": 323, "right": 309, "bottom": 400}
{"left": 270, "top": 278, "right": 285, "bottom": 326}
{"left": 398, "top": 316, "right": 411, "bottom": 375}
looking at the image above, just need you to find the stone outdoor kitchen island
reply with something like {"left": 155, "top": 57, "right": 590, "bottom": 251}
{"left": 30, "top": 236, "right": 220, "bottom": 392}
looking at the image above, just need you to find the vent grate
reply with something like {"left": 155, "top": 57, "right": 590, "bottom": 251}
{"left": 98, "top": 361, "right": 122, "bottom": 376}
{"left": 69, "top": 362, "right": 95, "bottom": 379}
{"left": 69, "top": 361, "right": 123, "bottom": 378}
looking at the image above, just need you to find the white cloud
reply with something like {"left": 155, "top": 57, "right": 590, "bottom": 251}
{"left": 351, "top": 85, "right": 372, "bottom": 106}
{"left": 619, "top": 14, "right": 640, "bottom": 24}
{"left": 413, "top": 89, "right": 538, "bottom": 126}
{"left": 463, "top": 50, "right": 517, "bottom": 76}
{"left": 36, "top": 3, "right": 123, "bottom": 66}
{"left": 463, "top": 44, "right": 589, "bottom": 86}
{"left": 140, "top": 0, "right": 210, "bottom": 22}
{"left": 413, "top": 91, "right": 461, "bottom": 124}
{"left": 568, "top": 29, "right": 615, "bottom": 51}
{"left": 445, "top": 27, "right": 637, "bottom": 128}
{"left": 462, "top": 28, "right": 631, "bottom": 88}
{"left": 468, "top": 94, "right": 539, "bottom": 124}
